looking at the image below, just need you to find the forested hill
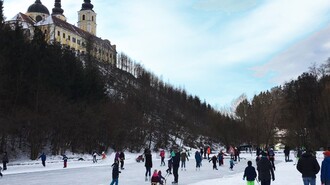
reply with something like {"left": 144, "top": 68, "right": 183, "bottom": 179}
{"left": 0, "top": 21, "right": 236, "bottom": 159}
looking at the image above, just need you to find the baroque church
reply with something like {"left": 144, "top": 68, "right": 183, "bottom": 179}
{"left": 7, "top": 0, "right": 117, "bottom": 65}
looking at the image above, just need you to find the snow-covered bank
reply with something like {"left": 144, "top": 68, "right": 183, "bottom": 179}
{"left": 0, "top": 151, "right": 325, "bottom": 185}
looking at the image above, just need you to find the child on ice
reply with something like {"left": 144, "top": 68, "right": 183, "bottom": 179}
{"left": 158, "top": 170, "right": 166, "bottom": 185}
{"left": 243, "top": 161, "right": 257, "bottom": 185}
{"left": 151, "top": 170, "right": 160, "bottom": 184}
{"left": 230, "top": 157, "right": 235, "bottom": 171}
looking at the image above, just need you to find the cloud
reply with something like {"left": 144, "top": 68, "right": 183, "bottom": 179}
{"left": 252, "top": 25, "right": 330, "bottom": 84}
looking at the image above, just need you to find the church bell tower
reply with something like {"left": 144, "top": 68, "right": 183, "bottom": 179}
{"left": 52, "top": 0, "right": 66, "bottom": 21}
{"left": 78, "top": 0, "right": 97, "bottom": 35}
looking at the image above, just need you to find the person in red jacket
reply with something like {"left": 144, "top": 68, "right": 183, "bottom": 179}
{"left": 151, "top": 170, "right": 160, "bottom": 184}
{"left": 160, "top": 149, "right": 165, "bottom": 166}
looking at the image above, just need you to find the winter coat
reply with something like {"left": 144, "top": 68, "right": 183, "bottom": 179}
{"left": 39, "top": 153, "right": 46, "bottom": 161}
{"left": 119, "top": 152, "right": 125, "bottom": 161}
{"left": 321, "top": 156, "right": 330, "bottom": 183}
{"left": 180, "top": 152, "right": 189, "bottom": 162}
{"left": 151, "top": 172, "right": 160, "bottom": 182}
{"left": 244, "top": 165, "right": 257, "bottom": 181}
{"left": 207, "top": 147, "right": 211, "bottom": 155}
{"left": 160, "top": 150, "right": 165, "bottom": 158}
{"left": 195, "top": 151, "right": 202, "bottom": 163}
{"left": 111, "top": 162, "right": 120, "bottom": 179}
{"left": 257, "top": 156, "right": 275, "bottom": 181}
{"left": 209, "top": 156, "right": 218, "bottom": 164}
{"left": 284, "top": 147, "right": 290, "bottom": 156}
{"left": 172, "top": 151, "right": 181, "bottom": 168}
{"left": 296, "top": 152, "right": 320, "bottom": 178}
{"left": 2, "top": 153, "right": 8, "bottom": 163}
{"left": 62, "top": 155, "right": 68, "bottom": 162}
{"left": 145, "top": 153, "right": 152, "bottom": 168}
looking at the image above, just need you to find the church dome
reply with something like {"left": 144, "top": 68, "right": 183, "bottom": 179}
{"left": 27, "top": 0, "right": 50, "bottom": 15}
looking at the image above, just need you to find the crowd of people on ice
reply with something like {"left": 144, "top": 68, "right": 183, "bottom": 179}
{"left": 1, "top": 145, "right": 330, "bottom": 185}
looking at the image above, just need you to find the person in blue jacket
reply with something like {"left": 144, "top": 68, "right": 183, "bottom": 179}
{"left": 243, "top": 161, "right": 257, "bottom": 185}
{"left": 195, "top": 151, "right": 202, "bottom": 170}
{"left": 38, "top": 152, "right": 46, "bottom": 167}
{"left": 321, "top": 150, "right": 330, "bottom": 185}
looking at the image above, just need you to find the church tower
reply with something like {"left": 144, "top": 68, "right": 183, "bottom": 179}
{"left": 78, "top": 0, "right": 97, "bottom": 35}
{"left": 52, "top": 0, "right": 66, "bottom": 21}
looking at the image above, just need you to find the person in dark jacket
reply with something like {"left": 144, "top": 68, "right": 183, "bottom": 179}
{"left": 2, "top": 152, "right": 8, "bottom": 170}
{"left": 321, "top": 150, "right": 330, "bottom": 185}
{"left": 257, "top": 152, "right": 275, "bottom": 185}
{"left": 243, "top": 161, "right": 257, "bottom": 185}
{"left": 195, "top": 151, "right": 202, "bottom": 170}
{"left": 209, "top": 155, "right": 218, "bottom": 170}
{"left": 144, "top": 148, "right": 152, "bottom": 181}
{"left": 172, "top": 147, "right": 180, "bottom": 184}
{"left": 62, "top": 154, "right": 68, "bottom": 168}
{"left": 0, "top": 166, "right": 3, "bottom": 177}
{"left": 110, "top": 161, "right": 121, "bottom": 185}
{"left": 296, "top": 150, "right": 320, "bottom": 185}
{"left": 284, "top": 146, "right": 290, "bottom": 162}
{"left": 119, "top": 151, "right": 125, "bottom": 170}
{"left": 38, "top": 152, "right": 47, "bottom": 167}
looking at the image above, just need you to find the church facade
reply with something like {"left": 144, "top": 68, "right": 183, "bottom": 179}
{"left": 7, "top": 0, "right": 117, "bottom": 65}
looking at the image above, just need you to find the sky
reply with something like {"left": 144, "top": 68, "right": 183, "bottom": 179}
{"left": 3, "top": 0, "right": 330, "bottom": 108}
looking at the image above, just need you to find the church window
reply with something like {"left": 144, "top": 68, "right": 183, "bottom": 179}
{"left": 72, "top": 37, "right": 76, "bottom": 43}
{"left": 82, "top": 15, "right": 85, "bottom": 20}
{"left": 63, "top": 33, "right": 65, "bottom": 39}
{"left": 92, "top": 16, "right": 94, "bottom": 21}
{"left": 68, "top": 35, "right": 71, "bottom": 41}
{"left": 36, "top": 15, "right": 42, "bottom": 22}
{"left": 57, "top": 31, "right": 60, "bottom": 36}
{"left": 77, "top": 40, "right": 81, "bottom": 45}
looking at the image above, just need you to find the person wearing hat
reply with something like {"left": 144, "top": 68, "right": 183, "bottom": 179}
{"left": 296, "top": 150, "right": 320, "bottom": 185}
{"left": 321, "top": 150, "right": 330, "bottom": 185}
{"left": 257, "top": 151, "right": 275, "bottom": 185}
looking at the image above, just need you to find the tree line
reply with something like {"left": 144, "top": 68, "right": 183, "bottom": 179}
{"left": 235, "top": 62, "right": 330, "bottom": 151}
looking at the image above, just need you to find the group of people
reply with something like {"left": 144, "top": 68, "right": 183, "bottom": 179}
{"left": 296, "top": 149, "right": 330, "bottom": 185}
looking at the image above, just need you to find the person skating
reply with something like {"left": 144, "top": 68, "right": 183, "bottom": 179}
{"left": 180, "top": 149, "right": 189, "bottom": 171}
{"left": 172, "top": 146, "right": 180, "bottom": 184}
{"left": 109, "top": 161, "right": 121, "bottom": 185}
{"left": 284, "top": 146, "right": 290, "bottom": 162}
{"left": 207, "top": 146, "right": 211, "bottom": 160}
{"left": 2, "top": 152, "right": 8, "bottom": 170}
{"left": 218, "top": 150, "right": 225, "bottom": 166}
{"left": 195, "top": 151, "right": 202, "bottom": 170}
{"left": 297, "top": 150, "right": 320, "bottom": 185}
{"left": 267, "top": 148, "right": 275, "bottom": 170}
{"left": 321, "top": 150, "right": 330, "bottom": 185}
{"left": 144, "top": 148, "right": 153, "bottom": 181}
{"left": 38, "top": 152, "right": 46, "bottom": 167}
{"left": 160, "top": 149, "right": 165, "bottom": 166}
{"left": 158, "top": 170, "right": 166, "bottom": 185}
{"left": 209, "top": 155, "right": 218, "bottom": 170}
{"left": 151, "top": 169, "right": 160, "bottom": 184}
{"left": 243, "top": 161, "right": 257, "bottom": 185}
{"left": 230, "top": 157, "right": 235, "bottom": 171}
{"left": 257, "top": 152, "right": 275, "bottom": 185}
{"left": 0, "top": 166, "right": 3, "bottom": 177}
{"left": 62, "top": 154, "right": 68, "bottom": 168}
{"left": 119, "top": 151, "right": 125, "bottom": 170}
{"left": 166, "top": 157, "right": 173, "bottom": 174}
{"left": 92, "top": 151, "right": 98, "bottom": 163}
